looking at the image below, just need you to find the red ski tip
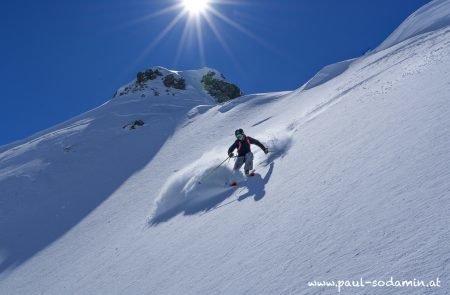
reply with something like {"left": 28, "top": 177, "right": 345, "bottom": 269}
{"left": 230, "top": 181, "right": 238, "bottom": 187}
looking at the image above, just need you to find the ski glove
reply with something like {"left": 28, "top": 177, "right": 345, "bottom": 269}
{"left": 264, "top": 148, "right": 269, "bottom": 154}
{"left": 228, "top": 152, "right": 234, "bottom": 158}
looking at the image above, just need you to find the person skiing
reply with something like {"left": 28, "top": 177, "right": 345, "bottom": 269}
{"left": 228, "top": 128, "right": 269, "bottom": 176}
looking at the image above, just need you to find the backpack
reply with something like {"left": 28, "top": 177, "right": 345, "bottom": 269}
{"left": 237, "top": 137, "right": 251, "bottom": 152}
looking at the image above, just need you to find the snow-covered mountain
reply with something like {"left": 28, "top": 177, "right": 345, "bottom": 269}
{"left": 1, "top": 1, "right": 450, "bottom": 294}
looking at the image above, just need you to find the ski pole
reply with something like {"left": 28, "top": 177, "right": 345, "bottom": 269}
{"left": 198, "top": 156, "right": 231, "bottom": 184}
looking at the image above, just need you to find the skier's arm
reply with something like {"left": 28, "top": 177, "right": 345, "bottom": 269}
{"left": 248, "top": 137, "right": 266, "bottom": 151}
{"left": 228, "top": 142, "right": 237, "bottom": 155}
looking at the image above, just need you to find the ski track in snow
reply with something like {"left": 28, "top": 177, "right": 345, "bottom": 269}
{"left": 0, "top": 159, "right": 50, "bottom": 181}
{"left": 151, "top": 130, "right": 293, "bottom": 224}
{"left": 0, "top": 118, "right": 92, "bottom": 163}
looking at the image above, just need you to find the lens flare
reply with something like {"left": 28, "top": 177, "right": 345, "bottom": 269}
{"left": 128, "top": 0, "right": 272, "bottom": 70}
{"left": 182, "top": 0, "right": 210, "bottom": 14}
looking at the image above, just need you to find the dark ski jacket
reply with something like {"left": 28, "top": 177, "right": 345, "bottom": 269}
{"left": 228, "top": 135, "right": 266, "bottom": 157}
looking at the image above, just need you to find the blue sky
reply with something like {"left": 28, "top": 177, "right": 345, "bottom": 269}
{"left": 0, "top": 0, "right": 430, "bottom": 145}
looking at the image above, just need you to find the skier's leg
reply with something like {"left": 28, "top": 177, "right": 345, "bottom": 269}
{"left": 229, "top": 156, "right": 245, "bottom": 184}
{"left": 234, "top": 156, "right": 245, "bottom": 170}
{"left": 244, "top": 152, "right": 254, "bottom": 173}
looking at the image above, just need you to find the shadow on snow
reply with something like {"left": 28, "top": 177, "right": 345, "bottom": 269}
{"left": 150, "top": 163, "right": 275, "bottom": 225}
{"left": 0, "top": 104, "right": 186, "bottom": 275}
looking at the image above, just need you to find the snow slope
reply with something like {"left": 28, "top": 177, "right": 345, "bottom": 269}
{"left": 376, "top": 0, "right": 450, "bottom": 51}
{"left": 303, "top": 59, "right": 355, "bottom": 90}
{"left": 1, "top": 1, "right": 450, "bottom": 294}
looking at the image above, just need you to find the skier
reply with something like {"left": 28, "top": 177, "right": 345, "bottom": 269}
{"left": 228, "top": 128, "right": 269, "bottom": 176}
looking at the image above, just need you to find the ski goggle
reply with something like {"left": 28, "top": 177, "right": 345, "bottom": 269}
{"left": 236, "top": 133, "right": 244, "bottom": 140}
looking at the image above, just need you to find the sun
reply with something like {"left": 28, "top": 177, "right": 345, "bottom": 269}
{"left": 132, "top": 0, "right": 268, "bottom": 68}
{"left": 182, "top": 0, "right": 210, "bottom": 15}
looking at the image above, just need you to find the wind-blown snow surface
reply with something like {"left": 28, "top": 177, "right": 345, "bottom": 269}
{"left": 303, "top": 59, "right": 355, "bottom": 90}
{"left": 1, "top": 3, "right": 450, "bottom": 295}
{"left": 376, "top": 0, "right": 450, "bottom": 51}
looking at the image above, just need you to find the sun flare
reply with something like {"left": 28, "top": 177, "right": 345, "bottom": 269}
{"left": 134, "top": 0, "right": 266, "bottom": 68}
{"left": 182, "top": 0, "right": 210, "bottom": 15}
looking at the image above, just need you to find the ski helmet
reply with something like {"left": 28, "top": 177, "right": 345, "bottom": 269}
{"left": 235, "top": 128, "right": 244, "bottom": 136}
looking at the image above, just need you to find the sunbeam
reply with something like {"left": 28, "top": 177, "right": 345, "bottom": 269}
{"left": 207, "top": 6, "right": 272, "bottom": 51}
{"left": 126, "top": 4, "right": 182, "bottom": 27}
{"left": 174, "top": 18, "right": 194, "bottom": 67}
{"left": 147, "top": 10, "right": 187, "bottom": 53}
{"left": 210, "top": 6, "right": 284, "bottom": 56}
{"left": 182, "top": 0, "right": 210, "bottom": 15}
{"left": 129, "top": 0, "right": 272, "bottom": 70}
{"left": 203, "top": 12, "right": 240, "bottom": 68}
{"left": 195, "top": 16, "right": 206, "bottom": 65}
{"left": 128, "top": 10, "right": 188, "bottom": 72}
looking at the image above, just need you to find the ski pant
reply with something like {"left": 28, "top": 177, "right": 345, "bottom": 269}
{"left": 233, "top": 152, "right": 254, "bottom": 171}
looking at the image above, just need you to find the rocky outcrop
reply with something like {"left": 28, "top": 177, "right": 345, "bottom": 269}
{"left": 136, "top": 69, "right": 163, "bottom": 83}
{"left": 163, "top": 74, "right": 186, "bottom": 90}
{"left": 122, "top": 120, "right": 145, "bottom": 130}
{"left": 114, "top": 68, "right": 240, "bottom": 102}
{"left": 114, "top": 68, "right": 187, "bottom": 97}
{"left": 201, "top": 71, "right": 241, "bottom": 103}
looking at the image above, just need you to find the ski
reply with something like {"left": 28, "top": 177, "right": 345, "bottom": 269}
{"left": 246, "top": 169, "right": 256, "bottom": 177}
{"left": 228, "top": 170, "right": 256, "bottom": 186}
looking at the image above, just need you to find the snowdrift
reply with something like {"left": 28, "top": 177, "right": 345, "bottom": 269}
{"left": 303, "top": 59, "right": 354, "bottom": 90}
{"left": 376, "top": 0, "right": 450, "bottom": 51}
{"left": 151, "top": 131, "right": 293, "bottom": 224}
{"left": 151, "top": 151, "right": 237, "bottom": 223}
